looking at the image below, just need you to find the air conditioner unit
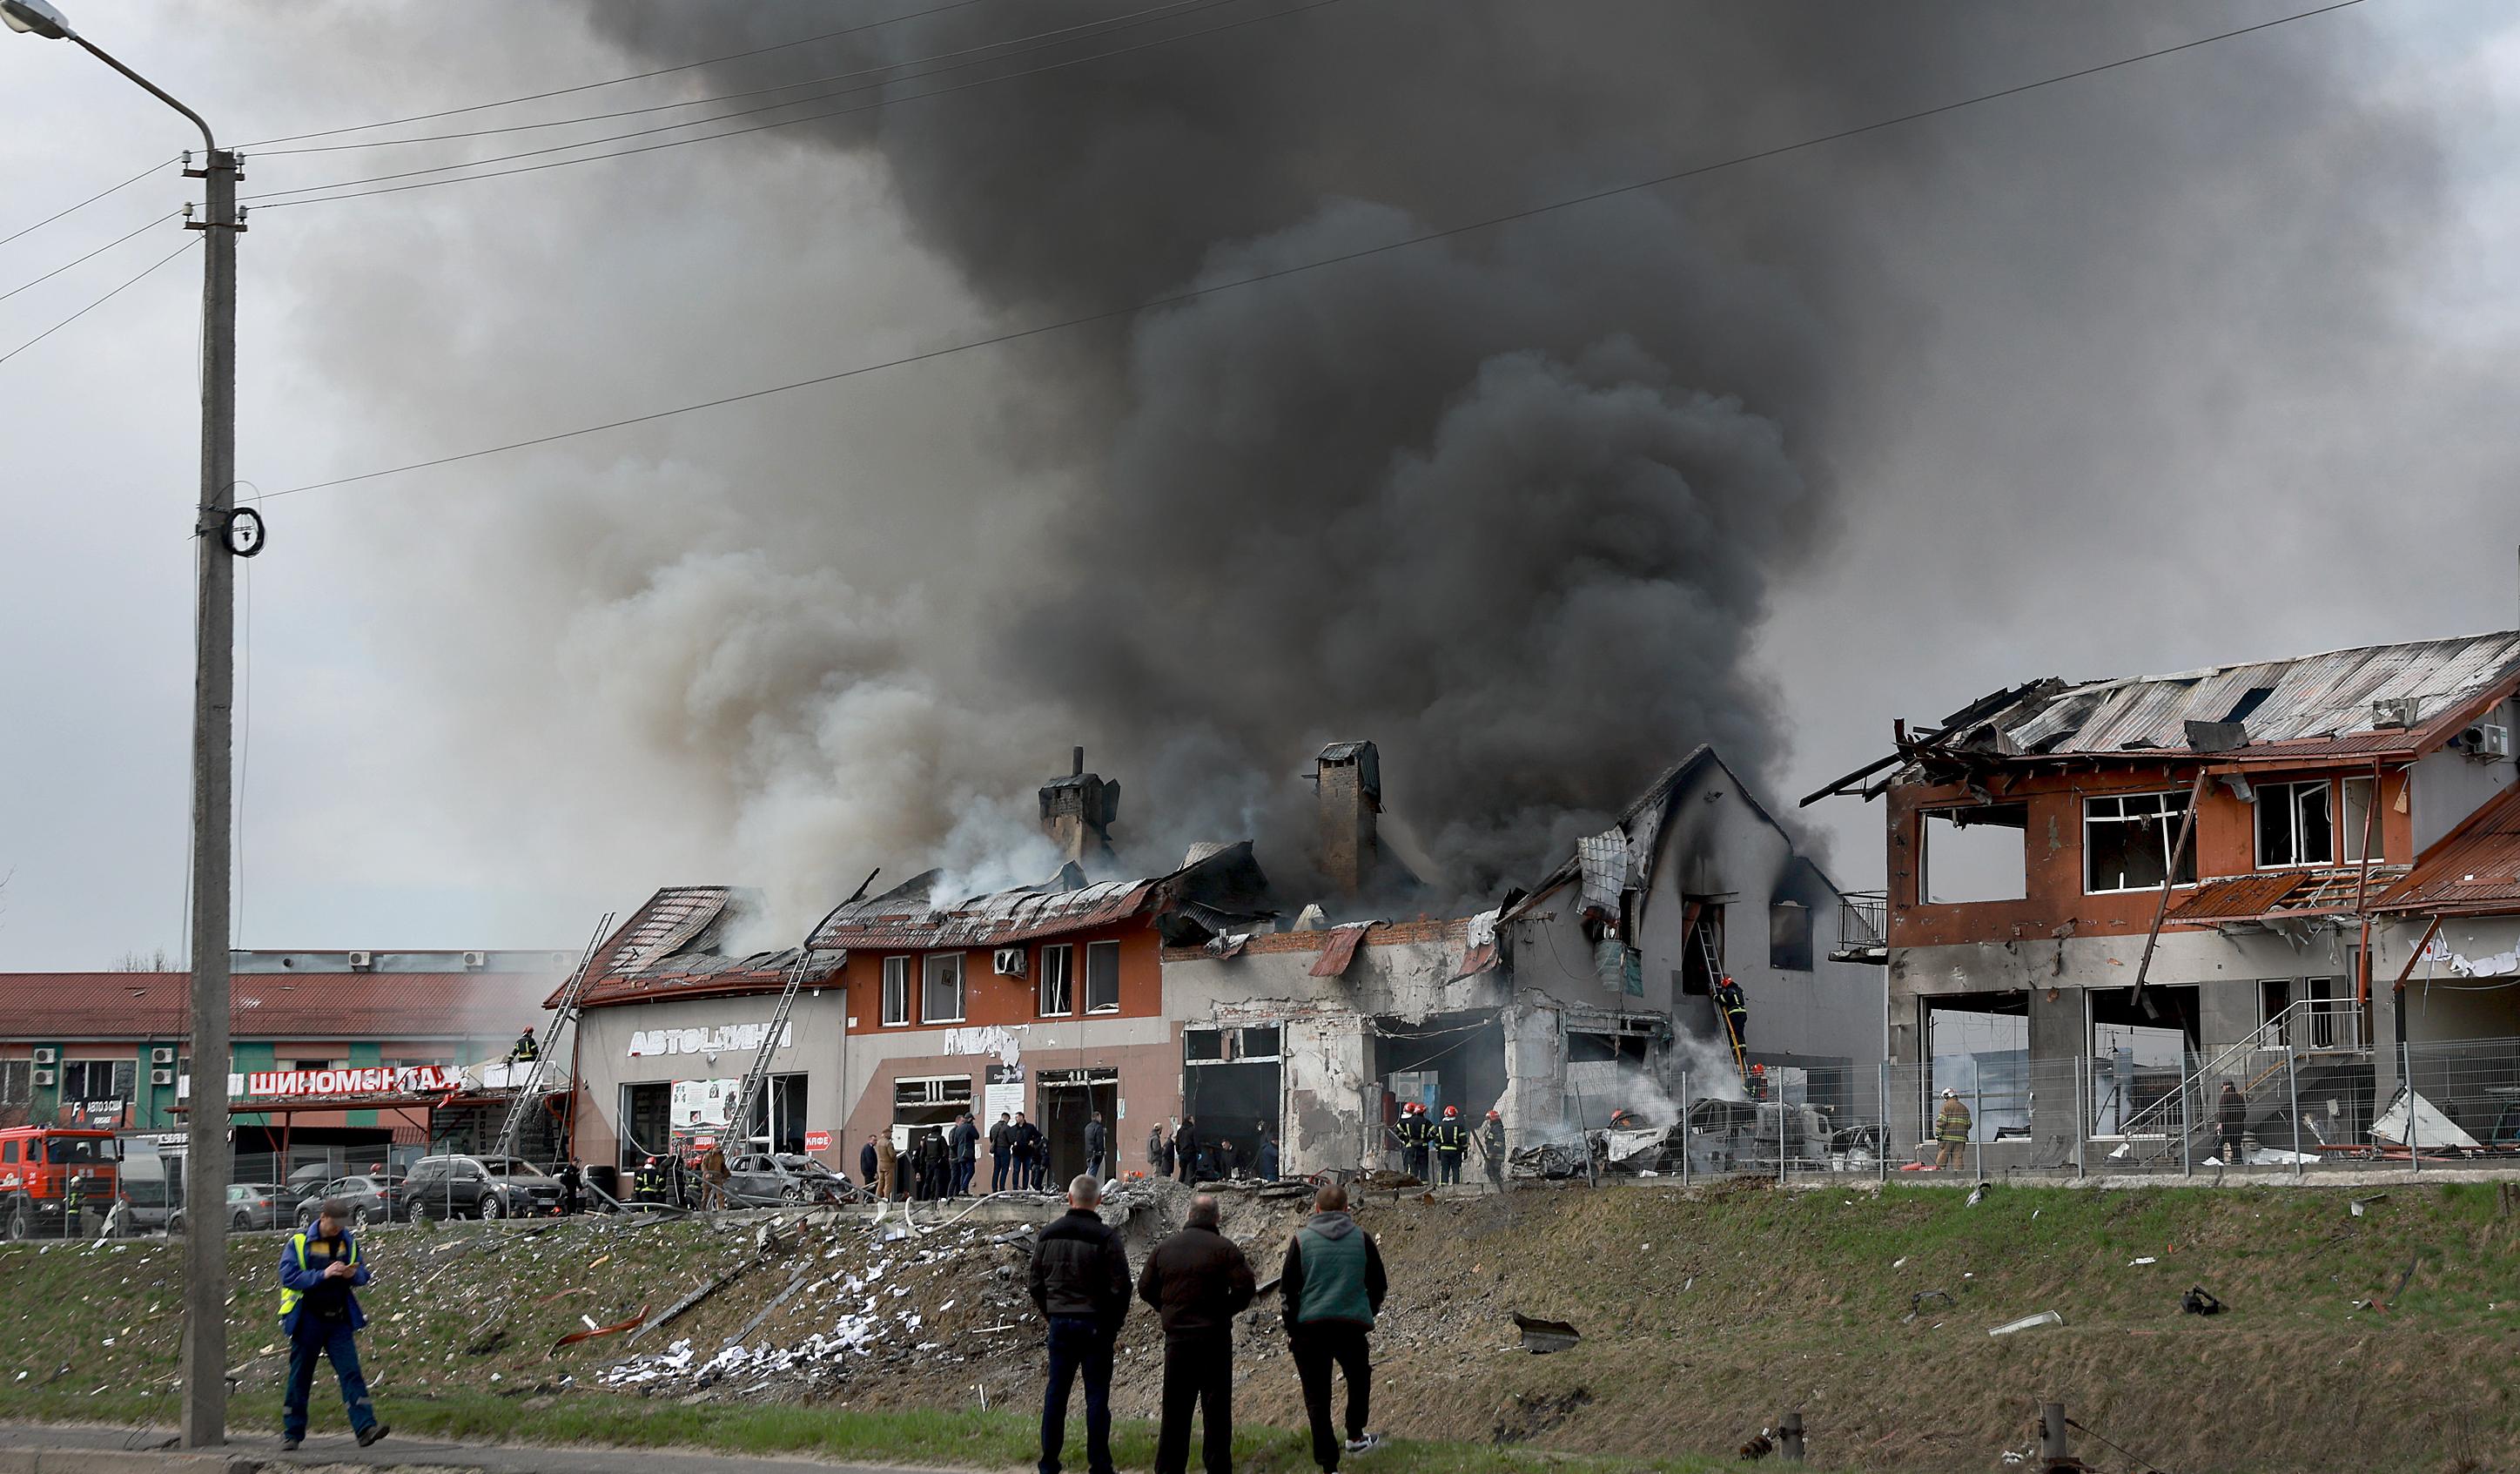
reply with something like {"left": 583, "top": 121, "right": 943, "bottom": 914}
{"left": 31, "top": 1069, "right": 55, "bottom": 1087}
{"left": 2371, "top": 697, "right": 2421, "bottom": 730}
{"left": 991, "top": 947, "right": 1027, "bottom": 979}
{"left": 2454, "top": 722, "right": 2513, "bottom": 759}
{"left": 462, "top": 951, "right": 488, "bottom": 970}
{"left": 31, "top": 1047, "right": 57, "bottom": 1066}
{"left": 150, "top": 1047, "right": 175, "bottom": 1066}
{"left": 346, "top": 951, "right": 375, "bottom": 971}
{"left": 150, "top": 1069, "right": 175, "bottom": 1087}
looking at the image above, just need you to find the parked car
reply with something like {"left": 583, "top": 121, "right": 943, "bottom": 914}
{"left": 722, "top": 1153, "right": 852, "bottom": 1208}
{"left": 225, "top": 1182, "right": 292, "bottom": 1231}
{"left": 303, "top": 1174, "right": 404, "bottom": 1227}
{"left": 403, "top": 1154, "right": 566, "bottom": 1220}
{"left": 115, "top": 1174, "right": 178, "bottom": 1235}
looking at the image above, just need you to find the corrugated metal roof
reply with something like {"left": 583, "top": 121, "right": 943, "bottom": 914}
{"left": 2167, "top": 873, "right": 2312, "bottom": 922}
{"left": 813, "top": 877, "right": 1160, "bottom": 952}
{"left": 2376, "top": 784, "right": 2520, "bottom": 915}
{"left": 0, "top": 972, "right": 554, "bottom": 1040}
{"left": 1972, "top": 631, "right": 2520, "bottom": 759}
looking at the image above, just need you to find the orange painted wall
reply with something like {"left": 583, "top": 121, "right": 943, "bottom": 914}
{"left": 1889, "top": 764, "right": 2412, "bottom": 950}
{"left": 838, "top": 924, "right": 1166, "bottom": 1034}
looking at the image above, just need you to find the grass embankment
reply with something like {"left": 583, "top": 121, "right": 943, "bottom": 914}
{"left": 2, "top": 1181, "right": 2517, "bottom": 1472}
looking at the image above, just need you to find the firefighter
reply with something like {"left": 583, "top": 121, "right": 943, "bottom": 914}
{"left": 1607, "top": 1107, "right": 1645, "bottom": 1130}
{"left": 1398, "top": 1102, "right": 1431, "bottom": 1182}
{"left": 1744, "top": 1063, "right": 1769, "bottom": 1101}
{"left": 1432, "top": 1106, "right": 1469, "bottom": 1187}
{"left": 1479, "top": 1108, "right": 1507, "bottom": 1189}
{"left": 1714, "top": 974, "right": 1749, "bottom": 1051}
{"left": 635, "top": 1155, "right": 662, "bottom": 1204}
{"left": 507, "top": 1026, "right": 539, "bottom": 1064}
{"left": 1933, "top": 1088, "right": 1972, "bottom": 1170}
{"left": 63, "top": 1169, "right": 89, "bottom": 1239}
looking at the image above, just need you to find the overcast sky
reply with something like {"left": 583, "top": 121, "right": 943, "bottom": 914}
{"left": 4, "top": 1, "right": 2520, "bottom": 969}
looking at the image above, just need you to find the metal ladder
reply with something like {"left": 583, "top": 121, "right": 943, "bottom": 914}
{"left": 1697, "top": 922, "right": 1751, "bottom": 1083}
{"left": 496, "top": 912, "right": 613, "bottom": 1155}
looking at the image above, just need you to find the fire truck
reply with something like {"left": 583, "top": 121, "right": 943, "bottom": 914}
{"left": 0, "top": 1126, "right": 122, "bottom": 1241}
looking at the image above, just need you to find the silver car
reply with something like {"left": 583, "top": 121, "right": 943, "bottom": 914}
{"left": 225, "top": 1182, "right": 291, "bottom": 1231}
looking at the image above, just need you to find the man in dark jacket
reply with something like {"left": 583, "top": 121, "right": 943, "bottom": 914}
{"left": 1173, "top": 1117, "right": 1201, "bottom": 1184}
{"left": 2215, "top": 1081, "right": 2248, "bottom": 1167}
{"left": 951, "top": 1114, "right": 981, "bottom": 1198}
{"left": 1029, "top": 1174, "right": 1131, "bottom": 1474}
{"left": 859, "top": 1135, "right": 881, "bottom": 1189}
{"left": 991, "top": 1112, "right": 1014, "bottom": 1192}
{"left": 1007, "top": 1112, "right": 1037, "bottom": 1191}
{"left": 278, "top": 1199, "right": 388, "bottom": 1450}
{"left": 1137, "top": 1195, "right": 1255, "bottom": 1474}
{"left": 1083, "top": 1111, "right": 1108, "bottom": 1181}
{"left": 1280, "top": 1183, "right": 1388, "bottom": 1471}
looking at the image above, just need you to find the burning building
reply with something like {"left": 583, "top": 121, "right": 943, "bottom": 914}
{"left": 565, "top": 741, "right": 1882, "bottom": 1182}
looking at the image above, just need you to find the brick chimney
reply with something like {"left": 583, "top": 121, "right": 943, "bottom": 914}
{"left": 1315, "top": 740, "right": 1381, "bottom": 898}
{"left": 1038, "top": 746, "right": 1119, "bottom": 869}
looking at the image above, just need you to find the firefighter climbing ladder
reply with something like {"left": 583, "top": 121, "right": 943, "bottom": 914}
{"left": 1697, "top": 922, "right": 1751, "bottom": 1083}
{"left": 495, "top": 912, "right": 614, "bottom": 1155}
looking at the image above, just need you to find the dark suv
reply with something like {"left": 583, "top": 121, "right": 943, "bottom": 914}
{"left": 404, "top": 1154, "right": 565, "bottom": 1220}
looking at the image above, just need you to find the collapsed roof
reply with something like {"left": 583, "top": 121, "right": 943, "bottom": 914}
{"left": 1808, "top": 629, "right": 2520, "bottom": 803}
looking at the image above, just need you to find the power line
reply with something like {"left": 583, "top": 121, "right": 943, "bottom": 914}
{"left": 253, "top": 0, "right": 2366, "bottom": 501}
{"left": 0, "top": 235, "right": 198, "bottom": 367}
{"left": 237, "top": 0, "right": 998, "bottom": 149}
{"left": 0, "top": 211, "right": 178, "bottom": 306}
{"left": 252, "top": 0, "right": 1223, "bottom": 157}
{"left": 0, "top": 155, "right": 176, "bottom": 252}
{"left": 244, "top": 0, "right": 1307, "bottom": 210}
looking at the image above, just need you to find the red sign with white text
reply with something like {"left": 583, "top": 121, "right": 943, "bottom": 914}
{"left": 803, "top": 1130, "right": 831, "bottom": 1152}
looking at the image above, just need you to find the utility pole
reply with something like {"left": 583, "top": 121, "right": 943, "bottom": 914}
{"left": 0, "top": 0, "right": 245, "bottom": 1448}
{"left": 180, "top": 138, "right": 239, "bottom": 1451}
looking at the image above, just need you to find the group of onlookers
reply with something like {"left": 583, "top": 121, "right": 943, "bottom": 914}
{"left": 1145, "top": 1117, "right": 1281, "bottom": 1185}
{"left": 1032, "top": 1174, "right": 1388, "bottom": 1474}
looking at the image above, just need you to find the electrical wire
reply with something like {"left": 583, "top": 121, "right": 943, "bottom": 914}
{"left": 251, "top": 0, "right": 2363, "bottom": 501}
{"left": 252, "top": 0, "right": 1224, "bottom": 157}
{"left": 0, "top": 211, "right": 179, "bottom": 306}
{"left": 237, "top": 0, "right": 997, "bottom": 149}
{"left": 0, "top": 155, "right": 177, "bottom": 252}
{"left": 0, "top": 235, "right": 198, "bottom": 368}
{"left": 244, "top": 0, "right": 1313, "bottom": 209}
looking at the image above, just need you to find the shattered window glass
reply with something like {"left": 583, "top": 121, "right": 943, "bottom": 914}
{"left": 1038, "top": 945, "right": 1074, "bottom": 1017}
{"left": 1085, "top": 941, "right": 1121, "bottom": 1013}
{"left": 2083, "top": 791, "right": 2197, "bottom": 893}
{"left": 2255, "top": 779, "right": 2335, "bottom": 868}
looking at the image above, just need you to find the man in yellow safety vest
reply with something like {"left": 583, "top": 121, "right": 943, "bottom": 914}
{"left": 277, "top": 1198, "right": 387, "bottom": 1450}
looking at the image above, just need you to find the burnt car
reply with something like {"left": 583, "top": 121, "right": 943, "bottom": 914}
{"left": 722, "top": 1153, "right": 853, "bottom": 1208}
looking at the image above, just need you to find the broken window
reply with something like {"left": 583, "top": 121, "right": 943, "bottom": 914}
{"left": 1678, "top": 905, "right": 1724, "bottom": 996}
{"left": 1238, "top": 1026, "right": 1282, "bottom": 1060}
{"left": 2255, "top": 779, "right": 2334, "bottom": 868}
{"left": 880, "top": 956, "right": 912, "bottom": 1026}
{"left": 2341, "top": 777, "right": 2382, "bottom": 863}
{"left": 920, "top": 952, "right": 964, "bottom": 1025}
{"left": 1925, "top": 993, "right": 2029, "bottom": 1141}
{"left": 1770, "top": 901, "right": 1813, "bottom": 972}
{"left": 1038, "top": 944, "right": 1074, "bottom": 1017}
{"left": 1920, "top": 803, "right": 2029, "bottom": 903}
{"left": 58, "top": 1060, "right": 134, "bottom": 1102}
{"left": 2083, "top": 791, "right": 2196, "bottom": 893}
{"left": 1184, "top": 1028, "right": 1226, "bottom": 1063}
{"left": 1085, "top": 939, "right": 1121, "bottom": 1013}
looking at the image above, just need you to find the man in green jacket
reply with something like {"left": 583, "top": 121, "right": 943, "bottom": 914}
{"left": 1279, "top": 1183, "right": 1388, "bottom": 1472}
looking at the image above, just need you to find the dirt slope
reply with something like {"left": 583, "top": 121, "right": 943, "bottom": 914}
{"left": 3, "top": 1178, "right": 2516, "bottom": 1472}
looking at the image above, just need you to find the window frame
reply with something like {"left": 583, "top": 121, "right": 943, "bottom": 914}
{"left": 2254, "top": 778, "right": 2336, "bottom": 870}
{"left": 1037, "top": 944, "right": 1075, "bottom": 1018}
{"left": 880, "top": 956, "right": 913, "bottom": 1026}
{"left": 59, "top": 1059, "right": 135, "bottom": 1103}
{"left": 1769, "top": 900, "right": 1814, "bottom": 973}
{"left": 2081, "top": 790, "right": 2200, "bottom": 895}
{"left": 1084, "top": 939, "right": 1122, "bottom": 1014}
{"left": 2340, "top": 776, "right": 2382, "bottom": 864}
{"left": 0, "top": 1060, "right": 29, "bottom": 1106}
{"left": 921, "top": 952, "right": 966, "bottom": 1025}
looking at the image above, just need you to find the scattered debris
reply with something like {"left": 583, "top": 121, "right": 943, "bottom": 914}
{"left": 628, "top": 1261, "right": 756, "bottom": 1346}
{"left": 1986, "top": 1311, "right": 2062, "bottom": 1337}
{"left": 2349, "top": 1195, "right": 2388, "bottom": 1218}
{"left": 1902, "top": 1289, "right": 1954, "bottom": 1323}
{"left": 2127, "top": 1256, "right": 2157, "bottom": 1267}
{"left": 1739, "top": 1429, "right": 1777, "bottom": 1460}
{"left": 2181, "top": 1288, "right": 2223, "bottom": 1316}
{"left": 550, "top": 1304, "right": 648, "bottom": 1356}
{"left": 1510, "top": 1312, "right": 1582, "bottom": 1355}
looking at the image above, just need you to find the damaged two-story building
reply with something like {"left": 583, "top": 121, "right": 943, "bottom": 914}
{"left": 562, "top": 739, "right": 1887, "bottom": 1186}
{"left": 1813, "top": 629, "right": 2520, "bottom": 1167}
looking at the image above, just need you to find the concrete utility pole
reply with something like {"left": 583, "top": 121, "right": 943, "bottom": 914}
{"left": 1, "top": 0, "right": 245, "bottom": 1448}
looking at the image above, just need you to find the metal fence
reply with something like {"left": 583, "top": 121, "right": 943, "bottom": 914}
{"left": 1562, "top": 1034, "right": 2520, "bottom": 1188}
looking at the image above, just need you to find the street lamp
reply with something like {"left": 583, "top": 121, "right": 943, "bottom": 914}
{"left": 4, "top": 0, "right": 241, "bottom": 1450}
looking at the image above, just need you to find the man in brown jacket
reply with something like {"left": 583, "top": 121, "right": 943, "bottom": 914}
{"left": 1136, "top": 1194, "right": 1255, "bottom": 1474}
